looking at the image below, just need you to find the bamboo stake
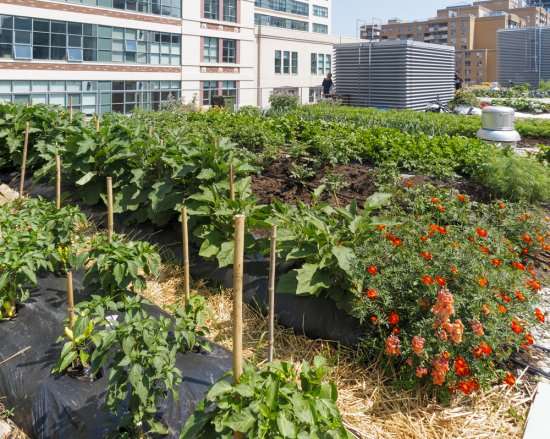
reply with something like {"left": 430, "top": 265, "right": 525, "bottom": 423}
{"left": 106, "top": 177, "right": 114, "bottom": 243}
{"left": 69, "top": 96, "right": 73, "bottom": 122}
{"left": 18, "top": 122, "right": 30, "bottom": 199}
{"left": 229, "top": 163, "right": 235, "bottom": 201}
{"left": 267, "top": 224, "right": 277, "bottom": 363}
{"left": 148, "top": 125, "right": 153, "bottom": 135}
{"left": 55, "top": 154, "right": 61, "bottom": 209}
{"left": 181, "top": 205, "right": 190, "bottom": 303}
{"left": 0, "top": 346, "right": 31, "bottom": 366}
{"left": 160, "top": 139, "right": 164, "bottom": 147}
{"left": 67, "top": 271, "right": 75, "bottom": 330}
{"left": 95, "top": 115, "right": 100, "bottom": 132}
{"left": 233, "top": 215, "right": 245, "bottom": 384}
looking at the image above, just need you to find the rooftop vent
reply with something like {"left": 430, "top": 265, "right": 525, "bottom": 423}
{"left": 477, "top": 106, "right": 521, "bottom": 146}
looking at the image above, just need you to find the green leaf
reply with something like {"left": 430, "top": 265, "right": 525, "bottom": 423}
{"left": 57, "top": 350, "right": 78, "bottom": 372}
{"left": 75, "top": 172, "right": 95, "bottom": 186}
{"left": 216, "top": 241, "right": 234, "bottom": 268}
{"left": 331, "top": 246, "right": 355, "bottom": 273}
{"left": 277, "top": 411, "right": 297, "bottom": 438}
{"left": 19, "top": 266, "right": 37, "bottom": 285}
{"left": 224, "top": 411, "right": 256, "bottom": 433}
{"left": 197, "top": 168, "right": 216, "bottom": 180}
{"left": 276, "top": 270, "right": 298, "bottom": 294}
{"left": 286, "top": 244, "right": 319, "bottom": 261}
{"left": 365, "top": 192, "right": 391, "bottom": 209}
{"left": 295, "top": 264, "right": 331, "bottom": 296}
{"left": 207, "top": 380, "right": 233, "bottom": 399}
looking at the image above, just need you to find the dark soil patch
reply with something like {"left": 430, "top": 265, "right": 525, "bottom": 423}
{"left": 518, "top": 136, "right": 550, "bottom": 149}
{"left": 252, "top": 157, "right": 493, "bottom": 206}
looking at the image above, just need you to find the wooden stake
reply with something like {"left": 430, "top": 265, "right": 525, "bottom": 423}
{"left": 233, "top": 215, "right": 245, "bottom": 384}
{"left": 69, "top": 96, "right": 73, "bottom": 122}
{"left": 181, "top": 205, "right": 190, "bottom": 303}
{"left": 18, "top": 122, "right": 30, "bottom": 199}
{"left": 267, "top": 224, "right": 277, "bottom": 363}
{"left": 148, "top": 125, "right": 153, "bottom": 135}
{"left": 67, "top": 271, "right": 75, "bottom": 330}
{"left": 55, "top": 154, "right": 61, "bottom": 209}
{"left": 95, "top": 115, "right": 100, "bottom": 132}
{"left": 160, "top": 139, "right": 164, "bottom": 147}
{"left": 229, "top": 163, "right": 235, "bottom": 201}
{"left": 106, "top": 177, "right": 114, "bottom": 243}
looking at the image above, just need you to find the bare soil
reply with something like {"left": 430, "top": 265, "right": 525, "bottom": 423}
{"left": 252, "top": 157, "right": 493, "bottom": 206}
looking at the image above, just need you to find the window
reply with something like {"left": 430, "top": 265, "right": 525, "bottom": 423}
{"left": 0, "top": 14, "right": 181, "bottom": 65}
{"left": 204, "top": 0, "right": 219, "bottom": 20}
{"left": 283, "top": 50, "right": 290, "bottom": 73}
{"left": 275, "top": 50, "right": 281, "bottom": 74}
{"left": 221, "top": 80, "right": 236, "bottom": 97}
{"left": 291, "top": 51, "right": 298, "bottom": 74}
{"left": 312, "top": 23, "right": 328, "bottom": 34}
{"left": 222, "top": 39, "right": 236, "bottom": 63}
{"left": 311, "top": 53, "right": 330, "bottom": 75}
{"left": 202, "top": 80, "right": 218, "bottom": 105}
{"left": 254, "top": 13, "right": 308, "bottom": 31}
{"left": 223, "top": 0, "right": 237, "bottom": 22}
{"left": 203, "top": 37, "right": 218, "bottom": 62}
{"left": 313, "top": 5, "right": 329, "bottom": 18}
{"left": 255, "top": 0, "right": 309, "bottom": 16}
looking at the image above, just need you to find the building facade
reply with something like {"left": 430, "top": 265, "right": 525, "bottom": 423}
{"left": 0, "top": 0, "right": 341, "bottom": 112}
{"left": 370, "top": 0, "right": 550, "bottom": 84}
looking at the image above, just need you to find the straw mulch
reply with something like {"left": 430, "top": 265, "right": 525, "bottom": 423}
{"left": 142, "top": 264, "right": 537, "bottom": 439}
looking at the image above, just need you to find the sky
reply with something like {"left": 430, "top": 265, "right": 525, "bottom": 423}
{"left": 332, "top": 0, "right": 467, "bottom": 37}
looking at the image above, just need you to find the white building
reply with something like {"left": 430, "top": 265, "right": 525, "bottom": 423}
{"left": 0, "top": 0, "right": 355, "bottom": 111}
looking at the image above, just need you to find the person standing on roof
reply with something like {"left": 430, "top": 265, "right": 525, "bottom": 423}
{"left": 322, "top": 73, "right": 334, "bottom": 97}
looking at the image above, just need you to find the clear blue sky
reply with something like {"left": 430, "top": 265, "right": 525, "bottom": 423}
{"left": 332, "top": 0, "right": 463, "bottom": 37}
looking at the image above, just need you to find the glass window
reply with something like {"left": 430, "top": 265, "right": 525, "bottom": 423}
{"left": 13, "top": 44, "right": 31, "bottom": 59}
{"left": 275, "top": 50, "right": 281, "bottom": 74}
{"left": 221, "top": 80, "right": 236, "bottom": 97}
{"left": 283, "top": 51, "right": 290, "bottom": 74}
{"left": 125, "top": 40, "right": 137, "bottom": 51}
{"left": 203, "top": 37, "right": 218, "bottom": 62}
{"left": 311, "top": 53, "right": 317, "bottom": 74}
{"left": 202, "top": 80, "right": 218, "bottom": 105}
{"left": 222, "top": 39, "right": 236, "bottom": 63}
{"left": 67, "top": 48, "right": 83, "bottom": 61}
{"left": 291, "top": 51, "right": 297, "bottom": 74}
{"left": 223, "top": 0, "right": 237, "bottom": 22}
{"left": 204, "top": 0, "right": 219, "bottom": 20}
{"left": 317, "top": 53, "right": 324, "bottom": 75}
{"left": 325, "top": 54, "right": 331, "bottom": 74}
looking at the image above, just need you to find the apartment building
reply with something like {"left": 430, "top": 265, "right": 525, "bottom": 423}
{"left": 0, "top": 0, "right": 341, "bottom": 112}
{"left": 372, "top": 0, "right": 550, "bottom": 85}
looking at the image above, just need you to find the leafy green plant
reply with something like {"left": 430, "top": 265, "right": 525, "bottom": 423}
{"left": 448, "top": 87, "right": 480, "bottom": 110}
{"left": 289, "top": 163, "right": 315, "bottom": 186}
{"left": 83, "top": 234, "right": 161, "bottom": 296}
{"left": 89, "top": 295, "right": 182, "bottom": 437}
{"left": 272, "top": 193, "right": 392, "bottom": 310}
{"left": 268, "top": 90, "right": 300, "bottom": 113}
{"left": 491, "top": 98, "right": 549, "bottom": 114}
{"left": 180, "top": 356, "right": 352, "bottom": 439}
{"left": 173, "top": 295, "right": 212, "bottom": 353}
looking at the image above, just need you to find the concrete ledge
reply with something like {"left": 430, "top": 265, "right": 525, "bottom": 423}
{"left": 523, "top": 382, "right": 550, "bottom": 439}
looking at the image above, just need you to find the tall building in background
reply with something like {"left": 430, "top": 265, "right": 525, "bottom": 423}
{"left": 366, "top": 0, "right": 550, "bottom": 84}
{"left": 0, "top": 0, "right": 351, "bottom": 111}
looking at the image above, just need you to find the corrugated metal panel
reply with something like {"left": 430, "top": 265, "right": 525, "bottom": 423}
{"left": 333, "top": 40, "right": 455, "bottom": 110}
{"left": 498, "top": 27, "right": 550, "bottom": 86}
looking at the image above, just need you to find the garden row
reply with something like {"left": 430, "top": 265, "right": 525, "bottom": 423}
{"left": 0, "top": 197, "right": 350, "bottom": 438}
{"left": 0, "top": 103, "right": 548, "bottom": 401}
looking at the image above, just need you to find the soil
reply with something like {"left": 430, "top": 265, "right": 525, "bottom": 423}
{"left": 252, "top": 156, "right": 494, "bottom": 206}
{"left": 517, "top": 136, "right": 550, "bottom": 149}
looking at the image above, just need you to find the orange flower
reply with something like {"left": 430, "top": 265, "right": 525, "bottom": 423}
{"left": 526, "top": 279, "right": 541, "bottom": 291}
{"left": 476, "top": 228, "right": 488, "bottom": 238}
{"left": 473, "top": 346, "right": 483, "bottom": 359}
{"left": 431, "top": 197, "right": 440, "bottom": 204}
{"left": 337, "top": 242, "right": 345, "bottom": 246}
{"left": 391, "top": 239, "right": 403, "bottom": 247}
{"left": 525, "top": 334, "right": 534, "bottom": 345}
{"left": 376, "top": 225, "right": 386, "bottom": 230}
{"left": 366, "top": 289, "right": 379, "bottom": 300}
{"left": 422, "top": 275, "right": 434, "bottom": 285}
{"left": 521, "top": 234, "right": 532, "bottom": 244}
{"left": 498, "top": 305, "right": 507, "bottom": 314}
{"left": 420, "top": 236, "right": 429, "bottom": 242}
{"left": 537, "top": 235, "right": 545, "bottom": 243}
{"left": 505, "top": 373, "right": 516, "bottom": 387}
{"left": 405, "top": 181, "right": 414, "bottom": 187}
{"left": 479, "top": 276, "right": 488, "bottom": 288}
{"left": 412, "top": 336, "right": 425, "bottom": 355}
{"left": 518, "top": 216, "right": 525, "bottom": 222}
{"left": 431, "top": 355, "right": 450, "bottom": 385}
{"left": 512, "top": 261, "right": 526, "bottom": 271}
{"left": 454, "top": 356, "right": 471, "bottom": 377}
{"left": 435, "top": 276, "right": 447, "bottom": 286}
{"left": 384, "top": 335, "right": 401, "bottom": 356}
{"left": 480, "top": 246, "right": 490, "bottom": 254}
{"left": 491, "top": 258, "right": 501, "bottom": 267}
{"left": 367, "top": 266, "right": 378, "bottom": 275}
{"left": 535, "top": 308, "right": 545, "bottom": 323}
{"left": 479, "top": 342, "right": 492, "bottom": 355}
{"left": 450, "top": 266, "right": 459, "bottom": 275}
{"left": 392, "top": 327, "right": 400, "bottom": 335}
{"left": 500, "top": 294, "right": 511, "bottom": 303}
{"left": 429, "top": 225, "right": 447, "bottom": 235}
{"left": 511, "top": 320, "right": 523, "bottom": 334}
{"left": 432, "top": 289, "right": 455, "bottom": 327}
{"left": 421, "top": 252, "right": 432, "bottom": 261}
{"left": 452, "top": 242, "right": 459, "bottom": 249}
{"left": 482, "top": 304, "right": 491, "bottom": 314}
{"left": 436, "top": 205, "right": 446, "bottom": 212}
{"left": 370, "top": 316, "right": 378, "bottom": 324}
{"left": 471, "top": 320, "right": 484, "bottom": 336}
{"left": 443, "top": 319, "right": 464, "bottom": 344}
{"left": 388, "top": 311, "right": 399, "bottom": 326}
{"left": 416, "top": 367, "right": 428, "bottom": 378}
{"left": 515, "top": 290, "right": 525, "bottom": 301}
{"left": 456, "top": 194, "right": 466, "bottom": 202}
{"left": 499, "top": 203, "right": 506, "bottom": 209}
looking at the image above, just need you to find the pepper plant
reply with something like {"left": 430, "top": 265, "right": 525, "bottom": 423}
{"left": 180, "top": 356, "right": 352, "bottom": 439}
